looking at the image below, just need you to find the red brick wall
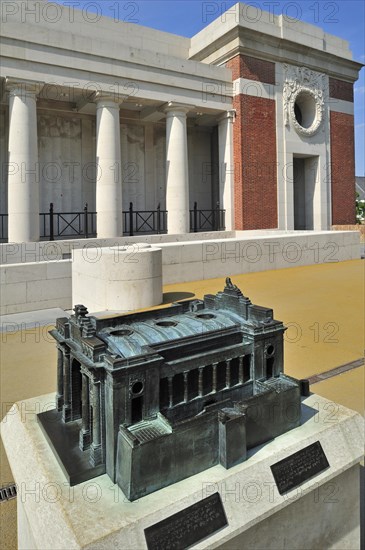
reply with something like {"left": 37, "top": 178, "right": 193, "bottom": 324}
{"left": 329, "top": 78, "right": 354, "bottom": 102}
{"left": 233, "top": 95, "right": 278, "bottom": 230}
{"left": 226, "top": 54, "right": 275, "bottom": 85}
{"left": 330, "top": 111, "right": 356, "bottom": 224}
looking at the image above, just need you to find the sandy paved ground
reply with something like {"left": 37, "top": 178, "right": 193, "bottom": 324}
{"left": 1, "top": 259, "right": 363, "bottom": 549}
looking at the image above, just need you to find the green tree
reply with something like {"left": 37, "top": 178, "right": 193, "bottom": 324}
{"left": 356, "top": 192, "right": 365, "bottom": 224}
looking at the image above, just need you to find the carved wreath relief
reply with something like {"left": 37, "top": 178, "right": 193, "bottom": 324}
{"left": 283, "top": 65, "right": 327, "bottom": 137}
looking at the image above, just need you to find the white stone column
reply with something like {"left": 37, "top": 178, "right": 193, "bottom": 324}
{"left": 6, "top": 78, "right": 43, "bottom": 242}
{"left": 95, "top": 93, "right": 123, "bottom": 238}
{"left": 218, "top": 110, "right": 235, "bottom": 231}
{"left": 164, "top": 103, "right": 190, "bottom": 234}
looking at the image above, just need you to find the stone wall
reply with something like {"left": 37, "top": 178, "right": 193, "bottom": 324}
{"left": 8, "top": 114, "right": 213, "bottom": 220}
{"left": 0, "top": 260, "right": 71, "bottom": 314}
{"left": 332, "top": 224, "right": 365, "bottom": 242}
{"left": 0, "top": 231, "right": 360, "bottom": 315}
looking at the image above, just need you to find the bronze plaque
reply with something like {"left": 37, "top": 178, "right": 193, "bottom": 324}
{"left": 271, "top": 440, "right": 329, "bottom": 495}
{"left": 144, "top": 492, "right": 228, "bottom": 550}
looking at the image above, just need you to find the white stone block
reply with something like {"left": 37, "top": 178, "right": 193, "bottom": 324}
{"left": 2, "top": 297, "right": 72, "bottom": 315}
{"left": 351, "top": 243, "right": 361, "bottom": 260}
{"left": 46, "top": 260, "right": 72, "bottom": 280}
{"left": 163, "top": 262, "right": 204, "bottom": 285}
{"left": 26, "top": 278, "right": 71, "bottom": 303}
{"left": 0, "top": 267, "right": 6, "bottom": 285}
{"left": 1, "top": 281, "right": 27, "bottom": 306}
{"left": 72, "top": 244, "right": 163, "bottom": 312}
{"left": 342, "top": 231, "right": 360, "bottom": 246}
{"left": 202, "top": 258, "right": 240, "bottom": 280}
{"left": 4, "top": 263, "right": 47, "bottom": 284}
{"left": 1, "top": 393, "right": 363, "bottom": 550}
{"left": 180, "top": 243, "right": 204, "bottom": 264}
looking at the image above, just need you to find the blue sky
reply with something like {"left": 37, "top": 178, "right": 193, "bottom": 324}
{"left": 54, "top": 0, "right": 364, "bottom": 175}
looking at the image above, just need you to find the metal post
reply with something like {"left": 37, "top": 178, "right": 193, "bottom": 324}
{"left": 49, "top": 202, "right": 54, "bottom": 241}
{"left": 212, "top": 201, "right": 217, "bottom": 231}
{"left": 193, "top": 201, "right": 198, "bottom": 233}
{"left": 84, "top": 203, "right": 88, "bottom": 238}
{"left": 157, "top": 203, "right": 161, "bottom": 234}
{"left": 129, "top": 202, "right": 134, "bottom": 237}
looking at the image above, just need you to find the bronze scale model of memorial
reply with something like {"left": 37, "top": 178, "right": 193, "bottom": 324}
{"left": 38, "top": 278, "right": 308, "bottom": 501}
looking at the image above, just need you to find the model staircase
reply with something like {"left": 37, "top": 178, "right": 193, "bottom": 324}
{"left": 128, "top": 418, "right": 171, "bottom": 443}
{"left": 80, "top": 318, "right": 96, "bottom": 338}
{"left": 0, "top": 483, "right": 17, "bottom": 502}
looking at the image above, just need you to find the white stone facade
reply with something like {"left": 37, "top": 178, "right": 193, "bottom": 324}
{"left": 0, "top": 1, "right": 362, "bottom": 241}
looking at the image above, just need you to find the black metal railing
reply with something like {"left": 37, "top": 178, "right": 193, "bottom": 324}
{"left": 0, "top": 202, "right": 225, "bottom": 241}
{"left": 40, "top": 203, "right": 97, "bottom": 240}
{"left": 123, "top": 203, "right": 167, "bottom": 237}
{"left": 0, "top": 213, "right": 8, "bottom": 242}
{"left": 190, "top": 202, "right": 225, "bottom": 232}
{"left": 40, "top": 202, "right": 167, "bottom": 240}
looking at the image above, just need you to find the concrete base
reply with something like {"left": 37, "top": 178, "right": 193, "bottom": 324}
{"left": 1, "top": 393, "right": 363, "bottom": 549}
{"left": 219, "top": 464, "right": 361, "bottom": 550}
{"left": 72, "top": 243, "right": 163, "bottom": 313}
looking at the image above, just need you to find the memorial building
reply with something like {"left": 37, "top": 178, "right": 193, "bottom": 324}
{"left": 0, "top": 1, "right": 362, "bottom": 242}
{"left": 40, "top": 279, "right": 304, "bottom": 501}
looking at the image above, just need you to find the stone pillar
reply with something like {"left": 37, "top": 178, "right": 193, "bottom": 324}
{"left": 95, "top": 93, "right": 123, "bottom": 238}
{"left": 212, "top": 363, "right": 218, "bottom": 393}
{"left": 79, "top": 373, "right": 90, "bottom": 450}
{"left": 239, "top": 356, "right": 244, "bottom": 385}
{"left": 164, "top": 102, "right": 190, "bottom": 234}
{"left": 183, "top": 372, "right": 189, "bottom": 403}
{"left": 56, "top": 348, "right": 64, "bottom": 411}
{"left": 168, "top": 376, "right": 173, "bottom": 408}
{"left": 62, "top": 352, "right": 71, "bottom": 422}
{"left": 6, "top": 78, "right": 43, "bottom": 242}
{"left": 218, "top": 110, "right": 235, "bottom": 231}
{"left": 198, "top": 367, "right": 204, "bottom": 397}
{"left": 226, "top": 359, "right": 231, "bottom": 388}
{"left": 90, "top": 380, "right": 102, "bottom": 466}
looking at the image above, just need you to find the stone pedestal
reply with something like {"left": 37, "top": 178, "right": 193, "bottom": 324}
{"left": 72, "top": 243, "right": 163, "bottom": 313}
{"left": 1, "top": 393, "right": 363, "bottom": 550}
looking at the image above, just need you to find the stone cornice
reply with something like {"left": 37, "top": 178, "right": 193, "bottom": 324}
{"left": 190, "top": 27, "right": 364, "bottom": 83}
